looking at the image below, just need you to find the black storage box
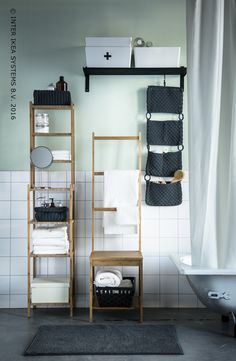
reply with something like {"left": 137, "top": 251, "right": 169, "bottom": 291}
{"left": 95, "top": 277, "right": 135, "bottom": 308}
{"left": 145, "top": 181, "right": 182, "bottom": 207}
{"left": 33, "top": 90, "right": 71, "bottom": 106}
{"left": 34, "top": 207, "right": 68, "bottom": 222}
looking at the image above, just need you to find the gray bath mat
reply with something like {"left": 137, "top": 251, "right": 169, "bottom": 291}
{"left": 24, "top": 324, "right": 183, "bottom": 355}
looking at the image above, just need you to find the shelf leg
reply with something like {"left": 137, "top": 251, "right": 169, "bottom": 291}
{"left": 139, "top": 261, "right": 143, "bottom": 323}
{"left": 89, "top": 263, "right": 93, "bottom": 322}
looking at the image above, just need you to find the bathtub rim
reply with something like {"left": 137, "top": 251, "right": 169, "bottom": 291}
{"left": 170, "top": 254, "right": 236, "bottom": 275}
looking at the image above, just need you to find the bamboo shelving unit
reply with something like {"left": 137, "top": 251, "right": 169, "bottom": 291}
{"left": 27, "top": 101, "right": 75, "bottom": 317}
{"left": 89, "top": 132, "right": 143, "bottom": 322}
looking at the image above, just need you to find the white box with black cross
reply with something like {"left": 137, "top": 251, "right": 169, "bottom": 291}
{"left": 85, "top": 37, "right": 132, "bottom": 67}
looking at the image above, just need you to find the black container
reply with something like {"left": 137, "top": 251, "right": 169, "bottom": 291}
{"left": 146, "top": 150, "right": 182, "bottom": 177}
{"left": 34, "top": 207, "right": 68, "bottom": 222}
{"left": 147, "top": 119, "right": 183, "bottom": 146}
{"left": 95, "top": 277, "right": 135, "bottom": 308}
{"left": 145, "top": 181, "right": 182, "bottom": 206}
{"left": 33, "top": 90, "right": 71, "bottom": 106}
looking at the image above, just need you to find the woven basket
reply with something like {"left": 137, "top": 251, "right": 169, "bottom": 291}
{"left": 34, "top": 207, "right": 68, "bottom": 222}
{"left": 95, "top": 277, "right": 135, "bottom": 307}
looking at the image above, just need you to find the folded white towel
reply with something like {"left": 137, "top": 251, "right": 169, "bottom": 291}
{"left": 33, "top": 245, "right": 69, "bottom": 254}
{"left": 32, "top": 238, "right": 69, "bottom": 246}
{"left": 31, "top": 227, "right": 68, "bottom": 239}
{"left": 52, "top": 150, "right": 71, "bottom": 160}
{"left": 119, "top": 279, "right": 133, "bottom": 288}
{"left": 94, "top": 269, "right": 122, "bottom": 287}
{"left": 103, "top": 170, "right": 139, "bottom": 235}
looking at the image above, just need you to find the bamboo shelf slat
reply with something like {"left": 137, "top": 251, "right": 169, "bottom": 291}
{"left": 33, "top": 132, "right": 72, "bottom": 137}
{"left": 30, "top": 252, "right": 71, "bottom": 258}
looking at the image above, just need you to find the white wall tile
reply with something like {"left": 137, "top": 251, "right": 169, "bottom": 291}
{"left": 0, "top": 295, "right": 9, "bottom": 307}
{"left": 104, "top": 236, "right": 123, "bottom": 251}
{"left": 160, "top": 257, "right": 178, "bottom": 275}
{"left": 47, "top": 258, "right": 67, "bottom": 275}
{"left": 75, "top": 183, "right": 86, "bottom": 201}
{"left": 0, "top": 221, "right": 10, "bottom": 238}
{"left": 75, "top": 220, "right": 86, "bottom": 238}
{"left": 48, "top": 171, "right": 67, "bottom": 183}
{"left": 11, "top": 220, "right": 27, "bottom": 238}
{"left": 160, "top": 294, "right": 179, "bottom": 308}
{"left": 143, "top": 257, "right": 159, "bottom": 275}
{"left": 11, "top": 183, "right": 27, "bottom": 201}
{"left": 0, "top": 183, "right": 10, "bottom": 200}
{"left": 0, "top": 201, "right": 10, "bottom": 219}
{"left": 0, "top": 257, "right": 10, "bottom": 275}
{"left": 142, "top": 237, "right": 159, "bottom": 255}
{"left": 160, "top": 219, "right": 178, "bottom": 238}
{"left": 11, "top": 171, "right": 29, "bottom": 183}
{"left": 178, "top": 201, "right": 189, "bottom": 219}
{"left": 179, "top": 294, "right": 198, "bottom": 307}
{"left": 75, "top": 257, "right": 86, "bottom": 275}
{"left": 143, "top": 275, "right": 159, "bottom": 294}
{"left": 74, "top": 238, "right": 86, "bottom": 257}
{"left": 11, "top": 201, "right": 27, "bottom": 219}
{"left": 0, "top": 239, "right": 10, "bottom": 256}
{"left": 160, "top": 237, "right": 178, "bottom": 254}
{"left": 141, "top": 203, "right": 159, "bottom": 219}
{"left": 10, "top": 276, "right": 27, "bottom": 294}
{"left": 160, "top": 275, "right": 178, "bottom": 294}
{"left": 142, "top": 220, "right": 158, "bottom": 238}
{"left": 10, "top": 294, "right": 27, "bottom": 308}
{"left": 11, "top": 238, "right": 27, "bottom": 257}
{"left": 74, "top": 201, "right": 85, "bottom": 220}
{"left": 179, "top": 219, "right": 190, "bottom": 238}
{"left": 160, "top": 206, "right": 178, "bottom": 219}
{"left": 10, "top": 257, "right": 27, "bottom": 276}
{"left": 0, "top": 276, "right": 9, "bottom": 294}
{"left": 0, "top": 172, "right": 10, "bottom": 182}
{"left": 182, "top": 182, "right": 189, "bottom": 201}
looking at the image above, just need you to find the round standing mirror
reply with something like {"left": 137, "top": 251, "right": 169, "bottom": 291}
{"left": 30, "top": 146, "right": 53, "bottom": 169}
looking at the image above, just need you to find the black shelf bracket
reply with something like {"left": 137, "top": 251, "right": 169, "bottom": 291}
{"left": 83, "top": 66, "right": 187, "bottom": 92}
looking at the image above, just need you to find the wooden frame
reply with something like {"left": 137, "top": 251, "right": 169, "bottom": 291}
{"left": 27, "top": 102, "right": 75, "bottom": 318}
{"left": 89, "top": 132, "right": 143, "bottom": 322}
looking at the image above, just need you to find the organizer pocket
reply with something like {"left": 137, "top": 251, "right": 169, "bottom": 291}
{"left": 147, "top": 86, "right": 183, "bottom": 114}
{"left": 147, "top": 119, "right": 183, "bottom": 146}
{"left": 146, "top": 150, "right": 182, "bottom": 177}
{"left": 145, "top": 180, "right": 182, "bottom": 206}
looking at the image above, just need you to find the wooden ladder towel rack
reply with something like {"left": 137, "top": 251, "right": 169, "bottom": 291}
{"left": 89, "top": 132, "right": 143, "bottom": 322}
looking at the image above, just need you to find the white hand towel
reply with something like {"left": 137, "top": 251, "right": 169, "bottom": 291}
{"left": 103, "top": 170, "right": 139, "bottom": 235}
{"left": 33, "top": 245, "right": 69, "bottom": 254}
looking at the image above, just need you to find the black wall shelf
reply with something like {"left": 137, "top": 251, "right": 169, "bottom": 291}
{"left": 83, "top": 66, "right": 187, "bottom": 92}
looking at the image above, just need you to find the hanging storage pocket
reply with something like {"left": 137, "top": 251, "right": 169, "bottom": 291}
{"left": 147, "top": 86, "right": 183, "bottom": 114}
{"left": 145, "top": 180, "right": 182, "bottom": 206}
{"left": 146, "top": 150, "right": 182, "bottom": 177}
{"left": 147, "top": 119, "right": 183, "bottom": 146}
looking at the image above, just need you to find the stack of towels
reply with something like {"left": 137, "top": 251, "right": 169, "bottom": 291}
{"left": 94, "top": 269, "right": 132, "bottom": 288}
{"left": 52, "top": 150, "right": 71, "bottom": 161}
{"left": 32, "top": 226, "right": 69, "bottom": 254}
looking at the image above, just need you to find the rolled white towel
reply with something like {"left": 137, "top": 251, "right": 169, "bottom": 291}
{"left": 94, "top": 269, "right": 122, "bottom": 287}
{"left": 31, "top": 227, "right": 68, "bottom": 239}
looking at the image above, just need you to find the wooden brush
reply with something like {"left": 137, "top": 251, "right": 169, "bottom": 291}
{"left": 171, "top": 170, "right": 184, "bottom": 183}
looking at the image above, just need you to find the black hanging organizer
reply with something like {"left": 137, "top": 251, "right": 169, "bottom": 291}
{"left": 145, "top": 72, "right": 186, "bottom": 207}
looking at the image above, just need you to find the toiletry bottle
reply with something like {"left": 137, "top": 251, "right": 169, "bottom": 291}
{"left": 49, "top": 198, "right": 55, "bottom": 207}
{"left": 56, "top": 76, "right": 68, "bottom": 91}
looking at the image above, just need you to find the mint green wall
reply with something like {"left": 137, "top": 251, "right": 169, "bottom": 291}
{"left": 0, "top": 0, "right": 187, "bottom": 171}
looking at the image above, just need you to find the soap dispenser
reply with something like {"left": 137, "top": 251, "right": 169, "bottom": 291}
{"left": 49, "top": 198, "right": 55, "bottom": 207}
{"left": 56, "top": 76, "right": 68, "bottom": 91}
